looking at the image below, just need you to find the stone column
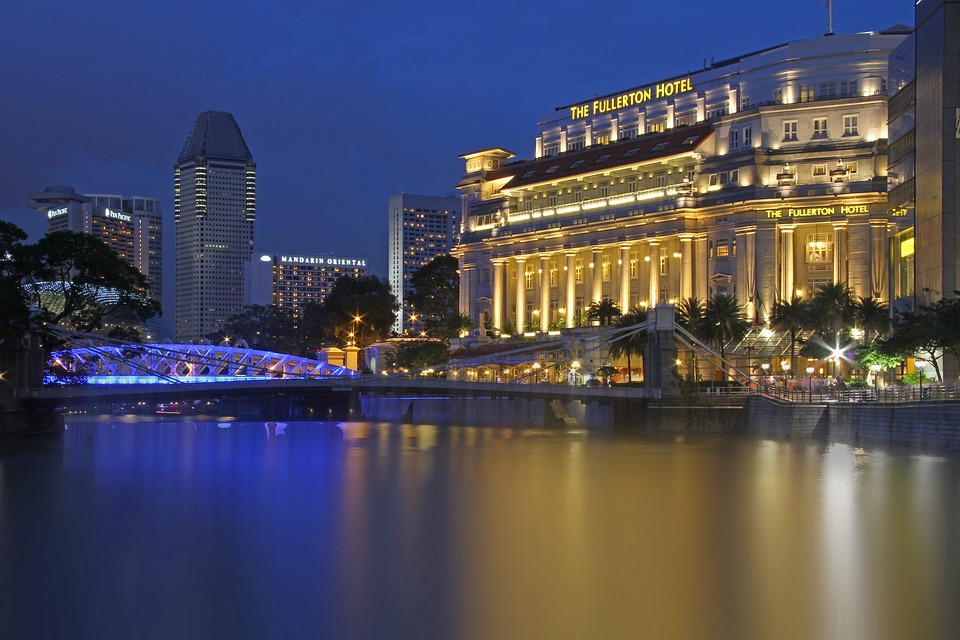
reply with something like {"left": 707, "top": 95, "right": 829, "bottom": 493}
{"left": 680, "top": 235, "right": 693, "bottom": 301}
{"left": 648, "top": 240, "right": 661, "bottom": 306}
{"left": 781, "top": 226, "right": 795, "bottom": 300}
{"left": 737, "top": 227, "right": 757, "bottom": 320}
{"left": 870, "top": 219, "right": 889, "bottom": 300}
{"left": 492, "top": 259, "right": 505, "bottom": 331}
{"left": 620, "top": 244, "right": 632, "bottom": 312}
{"left": 515, "top": 257, "right": 526, "bottom": 332}
{"left": 565, "top": 252, "right": 577, "bottom": 328}
{"left": 833, "top": 222, "right": 848, "bottom": 285}
{"left": 459, "top": 265, "right": 472, "bottom": 319}
{"left": 540, "top": 254, "right": 550, "bottom": 332}
{"left": 591, "top": 248, "right": 603, "bottom": 303}
{"left": 694, "top": 235, "right": 708, "bottom": 300}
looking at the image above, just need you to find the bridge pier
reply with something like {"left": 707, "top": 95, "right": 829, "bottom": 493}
{"left": 645, "top": 305, "right": 678, "bottom": 396}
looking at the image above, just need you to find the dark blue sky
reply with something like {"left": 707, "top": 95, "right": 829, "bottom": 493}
{"left": 0, "top": 0, "right": 914, "bottom": 290}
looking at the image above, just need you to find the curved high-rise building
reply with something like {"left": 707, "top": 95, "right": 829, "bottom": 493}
{"left": 174, "top": 111, "right": 256, "bottom": 343}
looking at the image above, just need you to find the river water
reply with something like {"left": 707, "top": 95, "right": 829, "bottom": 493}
{"left": 0, "top": 417, "right": 958, "bottom": 639}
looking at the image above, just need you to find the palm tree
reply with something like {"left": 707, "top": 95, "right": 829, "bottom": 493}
{"left": 608, "top": 305, "right": 647, "bottom": 382}
{"left": 702, "top": 293, "right": 750, "bottom": 380}
{"left": 854, "top": 295, "right": 890, "bottom": 343}
{"left": 770, "top": 296, "right": 812, "bottom": 373}
{"left": 587, "top": 298, "right": 622, "bottom": 326}
{"left": 810, "top": 282, "right": 856, "bottom": 336}
{"left": 675, "top": 297, "right": 706, "bottom": 381}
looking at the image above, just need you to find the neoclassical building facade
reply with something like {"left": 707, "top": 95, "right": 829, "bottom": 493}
{"left": 453, "top": 28, "right": 913, "bottom": 335}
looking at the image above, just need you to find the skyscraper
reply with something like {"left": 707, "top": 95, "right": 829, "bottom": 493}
{"left": 174, "top": 111, "right": 256, "bottom": 343}
{"left": 29, "top": 186, "right": 164, "bottom": 302}
{"left": 387, "top": 193, "right": 460, "bottom": 335}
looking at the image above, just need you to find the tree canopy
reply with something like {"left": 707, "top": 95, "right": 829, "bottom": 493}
{"left": 4, "top": 226, "right": 160, "bottom": 348}
{"left": 300, "top": 275, "right": 398, "bottom": 349}
{"left": 210, "top": 304, "right": 299, "bottom": 353}
{"left": 408, "top": 255, "right": 461, "bottom": 336}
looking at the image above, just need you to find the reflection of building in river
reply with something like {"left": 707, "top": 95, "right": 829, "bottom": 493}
{"left": 453, "top": 28, "right": 912, "bottom": 335}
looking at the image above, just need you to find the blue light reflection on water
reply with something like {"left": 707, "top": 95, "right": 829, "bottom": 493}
{"left": 0, "top": 420, "right": 959, "bottom": 639}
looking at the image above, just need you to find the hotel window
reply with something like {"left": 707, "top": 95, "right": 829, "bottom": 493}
{"left": 628, "top": 180, "right": 637, "bottom": 192}
{"left": 543, "top": 142, "right": 559, "bottom": 157}
{"left": 593, "top": 129, "right": 610, "bottom": 145}
{"left": 655, "top": 172, "right": 667, "bottom": 187}
{"left": 594, "top": 154, "right": 612, "bottom": 164}
{"left": 843, "top": 115, "right": 859, "bottom": 136}
{"left": 574, "top": 189, "right": 583, "bottom": 202}
{"left": 549, "top": 192, "right": 558, "bottom": 206}
{"left": 651, "top": 142, "right": 669, "bottom": 152}
{"left": 675, "top": 111, "right": 696, "bottom": 127}
{"left": 601, "top": 256, "right": 611, "bottom": 282}
{"left": 575, "top": 259, "right": 584, "bottom": 283}
{"left": 729, "top": 129, "right": 740, "bottom": 150}
{"left": 545, "top": 165, "right": 560, "bottom": 174}
{"left": 845, "top": 161, "right": 859, "bottom": 175}
{"left": 481, "top": 269, "right": 490, "bottom": 283}
{"left": 619, "top": 124, "right": 638, "bottom": 139}
{"left": 600, "top": 184, "right": 610, "bottom": 198}
{"left": 524, "top": 263, "right": 535, "bottom": 289}
{"left": 773, "top": 88, "right": 783, "bottom": 104}
{"left": 783, "top": 120, "right": 798, "bottom": 141}
{"left": 629, "top": 252, "right": 639, "bottom": 278}
{"left": 813, "top": 163, "right": 827, "bottom": 177}
{"left": 743, "top": 126, "right": 752, "bottom": 147}
{"left": 623, "top": 148, "right": 639, "bottom": 158}
{"left": 707, "top": 105, "right": 728, "bottom": 119}
{"left": 799, "top": 84, "right": 815, "bottom": 102}
{"left": 570, "top": 160, "right": 585, "bottom": 169}
{"left": 647, "top": 118, "right": 666, "bottom": 133}
{"left": 840, "top": 80, "right": 858, "bottom": 97}
{"left": 740, "top": 96, "right": 750, "bottom": 111}
{"left": 717, "top": 241, "right": 730, "bottom": 258}
{"left": 549, "top": 263, "right": 558, "bottom": 287}
{"left": 806, "top": 233, "right": 833, "bottom": 263}
{"left": 820, "top": 82, "right": 836, "bottom": 98}
{"left": 524, "top": 200, "right": 533, "bottom": 211}
{"left": 812, "top": 117, "right": 828, "bottom": 138}
{"left": 568, "top": 136, "right": 585, "bottom": 151}
{"left": 708, "top": 240, "right": 714, "bottom": 258}
{"left": 659, "top": 247, "right": 669, "bottom": 276}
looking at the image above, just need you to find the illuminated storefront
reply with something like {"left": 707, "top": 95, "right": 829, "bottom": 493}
{"left": 454, "top": 28, "right": 912, "bottom": 333}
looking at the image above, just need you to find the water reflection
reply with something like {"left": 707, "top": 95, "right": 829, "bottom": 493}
{"left": 0, "top": 420, "right": 957, "bottom": 638}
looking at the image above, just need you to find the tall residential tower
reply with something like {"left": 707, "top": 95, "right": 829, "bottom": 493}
{"left": 388, "top": 193, "right": 460, "bottom": 335}
{"left": 174, "top": 111, "right": 256, "bottom": 343}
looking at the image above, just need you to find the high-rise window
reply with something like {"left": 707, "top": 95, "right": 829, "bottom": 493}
{"left": 783, "top": 120, "right": 798, "bottom": 141}
{"left": 843, "top": 115, "right": 859, "bottom": 136}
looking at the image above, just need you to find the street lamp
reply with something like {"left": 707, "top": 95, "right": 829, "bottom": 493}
{"left": 761, "top": 363, "right": 770, "bottom": 394}
{"left": 532, "top": 361, "right": 542, "bottom": 384}
{"left": 571, "top": 360, "right": 581, "bottom": 385}
{"left": 806, "top": 366, "right": 815, "bottom": 402}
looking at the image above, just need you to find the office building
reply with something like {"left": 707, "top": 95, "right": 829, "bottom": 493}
{"left": 29, "top": 186, "right": 164, "bottom": 301}
{"left": 388, "top": 193, "right": 460, "bottom": 335}
{"left": 175, "top": 111, "right": 256, "bottom": 342}
{"left": 454, "top": 28, "right": 911, "bottom": 337}
{"left": 246, "top": 251, "right": 368, "bottom": 320}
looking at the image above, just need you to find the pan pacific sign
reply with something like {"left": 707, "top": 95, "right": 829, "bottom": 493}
{"left": 568, "top": 78, "right": 694, "bottom": 119}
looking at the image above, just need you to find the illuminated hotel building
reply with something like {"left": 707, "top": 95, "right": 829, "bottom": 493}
{"left": 454, "top": 28, "right": 912, "bottom": 334}
{"left": 175, "top": 111, "right": 256, "bottom": 343}
{"left": 246, "top": 252, "right": 368, "bottom": 320}
{"left": 388, "top": 193, "right": 460, "bottom": 335}
{"left": 29, "top": 186, "right": 164, "bottom": 301}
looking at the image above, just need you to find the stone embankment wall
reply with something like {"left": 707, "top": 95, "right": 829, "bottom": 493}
{"left": 746, "top": 396, "right": 960, "bottom": 449}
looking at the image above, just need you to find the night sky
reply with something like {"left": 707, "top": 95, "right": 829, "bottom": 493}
{"left": 0, "top": 0, "right": 914, "bottom": 315}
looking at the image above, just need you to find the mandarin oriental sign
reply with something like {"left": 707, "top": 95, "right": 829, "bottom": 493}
{"left": 764, "top": 204, "right": 870, "bottom": 219}
{"left": 280, "top": 255, "right": 366, "bottom": 267}
{"left": 569, "top": 77, "right": 694, "bottom": 119}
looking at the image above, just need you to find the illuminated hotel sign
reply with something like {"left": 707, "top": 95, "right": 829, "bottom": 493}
{"left": 764, "top": 204, "right": 870, "bottom": 219}
{"left": 569, "top": 77, "right": 694, "bottom": 119}
{"left": 105, "top": 208, "right": 132, "bottom": 222}
{"left": 47, "top": 207, "right": 68, "bottom": 219}
{"left": 279, "top": 255, "right": 367, "bottom": 267}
